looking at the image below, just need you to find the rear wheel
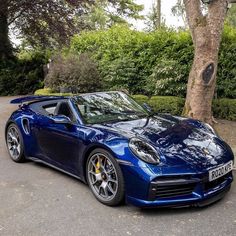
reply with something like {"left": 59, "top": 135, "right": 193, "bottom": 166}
{"left": 86, "top": 149, "right": 125, "bottom": 206}
{"left": 6, "top": 124, "right": 25, "bottom": 163}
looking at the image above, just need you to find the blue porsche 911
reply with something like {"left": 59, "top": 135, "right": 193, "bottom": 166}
{"left": 5, "top": 91, "right": 234, "bottom": 207}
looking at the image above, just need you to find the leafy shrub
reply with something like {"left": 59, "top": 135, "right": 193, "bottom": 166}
{"left": 0, "top": 51, "right": 48, "bottom": 95}
{"left": 213, "top": 99, "right": 236, "bottom": 121}
{"left": 131, "top": 95, "right": 149, "bottom": 105}
{"left": 148, "top": 96, "right": 185, "bottom": 115}
{"left": 70, "top": 25, "right": 235, "bottom": 98}
{"left": 101, "top": 57, "right": 141, "bottom": 93}
{"left": 34, "top": 88, "right": 73, "bottom": 96}
{"left": 34, "top": 88, "right": 54, "bottom": 95}
{"left": 44, "top": 53, "right": 101, "bottom": 93}
{"left": 217, "top": 26, "right": 236, "bottom": 99}
{"left": 146, "top": 59, "right": 187, "bottom": 97}
{"left": 132, "top": 96, "right": 236, "bottom": 121}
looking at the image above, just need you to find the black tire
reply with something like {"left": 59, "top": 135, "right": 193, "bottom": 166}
{"left": 86, "top": 148, "right": 125, "bottom": 206}
{"left": 6, "top": 123, "right": 25, "bottom": 163}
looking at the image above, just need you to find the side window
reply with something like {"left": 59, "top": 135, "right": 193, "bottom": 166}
{"left": 42, "top": 103, "right": 57, "bottom": 116}
{"left": 29, "top": 101, "right": 59, "bottom": 116}
{"left": 55, "top": 102, "right": 75, "bottom": 121}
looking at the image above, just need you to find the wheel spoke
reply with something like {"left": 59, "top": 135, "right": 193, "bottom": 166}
{"left": 107, "top": 183, "right": 115, "bottom": 195}
{"left": 91, "top": 159, "right": 97, "bottom": 169}
{"left": 89, "top": 170, "right": 96, "bottom": 176}
{"left": 16, "top": 145, "right": 20, "bottom": 154}
{"left": 13, "top": 148, "right": 18, "bottom": 157}
{"left": 91, "top": 178, "right": 98, "bottom": 185}
{"left": 103, "top": 185, "right": 109, "bottom": 198}
{"left": 98, "top": 186, "right": 103, "bottom": 195}
{"left": 108, "top": 178, "right": 118, "bottom": 185}
{"left": 8, "top": 132, "right": 13, "bottom": 140}
{"left": 106, "top": 167, "right": 115, "bottom": 174}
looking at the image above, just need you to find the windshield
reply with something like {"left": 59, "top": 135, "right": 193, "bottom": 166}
{"left": 73, "top": 92, "right": 149, "bottom": 124}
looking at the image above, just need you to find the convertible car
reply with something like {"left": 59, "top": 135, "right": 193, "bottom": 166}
{"left": 5, "top": 91, "right": 234, "bottom": 207}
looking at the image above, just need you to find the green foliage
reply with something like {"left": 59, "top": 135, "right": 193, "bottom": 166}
{"left": 213, "top": 99, "right": 236, "bottom": 121}
{"left": 146, "top": 59, "right": 187, "bottom": 97}
{"left": 131, "top": 95, "right": 149, "bottom": 105}
{"left": 34, "top": 88, "right": 73, "bottom": 96}
{"left": 84, "top": 0, "right": 144, "bottom": 30}
{"left": 44, "top": 53, "right": 101, "bottom": 93}
{"left": 0, "top": 51, "right": 47, "bottom": 95}
{"left": 148, "top": 96, "right": 185, "bottom": 115}
{"left": 34, "top": 88, "right": 54, "bottom": 95}
{"left": 70, "top": 25, "right": 235, "bottom": 98}
{"left": 226, "top": 5, "right": 236, "bottom": 28}
{"left": 217, "top": 25, "right": 236, "bottom": 98}
{"left": 131, "top": 96, "right": 236, "bottom": 121}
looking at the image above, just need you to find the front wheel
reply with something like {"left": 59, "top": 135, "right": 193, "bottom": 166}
{"left": 6, "top": 123, "right": 25, "bottom": 163}
{"left": 86, "top": 149, "right": 125, "bottom": 206}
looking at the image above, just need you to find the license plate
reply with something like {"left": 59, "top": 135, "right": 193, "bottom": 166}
{"left": 209, "top": 161, "right": 233, "bottom": 182}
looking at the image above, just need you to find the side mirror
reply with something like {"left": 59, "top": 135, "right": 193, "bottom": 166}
{"left": 143, "top": 103, "right": 153, "bottom": 113}
{"left": 51, "top": 115, "right": 72, "bottom": 125}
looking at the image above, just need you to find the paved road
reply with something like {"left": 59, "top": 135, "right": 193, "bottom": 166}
{"left": 0, "top": 97, "right": 236, "bottom": 236}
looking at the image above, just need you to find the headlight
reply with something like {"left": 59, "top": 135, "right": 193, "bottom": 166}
{"left": 129, "top": 138, "right": 160, "bottom": 164}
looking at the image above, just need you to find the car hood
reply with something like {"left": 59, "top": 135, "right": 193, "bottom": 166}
{"left": 94, "top": 114, "right": 232, "bottom": 170}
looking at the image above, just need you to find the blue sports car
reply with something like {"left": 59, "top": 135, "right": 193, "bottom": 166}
{"left": 5, "top": 91, "right": 234, "bottom": 207}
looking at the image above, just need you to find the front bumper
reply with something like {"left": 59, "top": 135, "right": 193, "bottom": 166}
{"left": 126, "top": 171, "right": 233, "bottom": 208}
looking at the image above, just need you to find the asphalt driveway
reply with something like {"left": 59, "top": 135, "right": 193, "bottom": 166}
{"left": 0, "top": 97, "right": 236, "bottom": 236}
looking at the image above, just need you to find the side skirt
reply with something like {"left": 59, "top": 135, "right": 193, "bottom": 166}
{"left": 27, "top": 156, "right": 85, "bottom": 183}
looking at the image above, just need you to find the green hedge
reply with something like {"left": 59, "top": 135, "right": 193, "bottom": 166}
{"left": 132, "top": 94, "right": 235, "bottom": 121}
{"left": 148, "top": 96, "right": 185, "bottom": 116}
{"left": 132, "top": 95, "right": 149, "bottom": 105}
{"left": 213, "top": 99, "right": 236, "bottom": 121}
{"left": 70, "top": 25, "right": 236, "bottom": 98}
{"left": 35, "top": 89, "right": 236, "bottom": 121}
{"left": 34, "top": 88, "right": 73, "bottom": 96}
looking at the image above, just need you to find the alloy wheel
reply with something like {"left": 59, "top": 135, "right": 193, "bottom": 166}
{"left": 7, "top": 126, "right": 21, "bottom": 160}
{"left": 87, "top": 153, "right": 119, "bottom": 201}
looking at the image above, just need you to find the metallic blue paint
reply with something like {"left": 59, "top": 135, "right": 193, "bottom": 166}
{"left": 5, "top": 94, "right": 234, "bottom": 208}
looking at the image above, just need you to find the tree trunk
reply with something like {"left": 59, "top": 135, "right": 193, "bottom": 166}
{"left": 183, "top": 0, "right": 228, "bottom": 124}
{"left": 0, "top": 0, "right": 13, "bottom": 60}
{"left": 156, "top": 0, "right": 161, "bottom": 28}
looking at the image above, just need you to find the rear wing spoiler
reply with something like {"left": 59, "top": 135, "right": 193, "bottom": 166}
{"left": 10, "top": 96, "right": 66, "bottom": 104}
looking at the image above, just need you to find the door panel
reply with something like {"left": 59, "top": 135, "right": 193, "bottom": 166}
{"left": 34, "top": 114, "right": 81, "bottom": 174}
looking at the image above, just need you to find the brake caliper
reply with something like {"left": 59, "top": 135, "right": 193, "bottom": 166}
{"left": 95, "top": 160, "right": 101, "bottom": 174}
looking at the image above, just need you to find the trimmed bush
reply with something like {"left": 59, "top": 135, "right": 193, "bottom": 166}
{"left": 34, "top": 88, "right": 53, "bottom": 95}
{"left": 148, "top": 96, "right": 185, "bottom": 115}
{"left": 131, "top": 95, "right": 149, "bottom": 105}
{"left": 213, "top": 99, "right": 236, "bottom": 121}
{"left": 34, "top": 88, "right": 73, "bottom": 96}
{"left": 134, "top": 96, "right": 236, "bottom": 121}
